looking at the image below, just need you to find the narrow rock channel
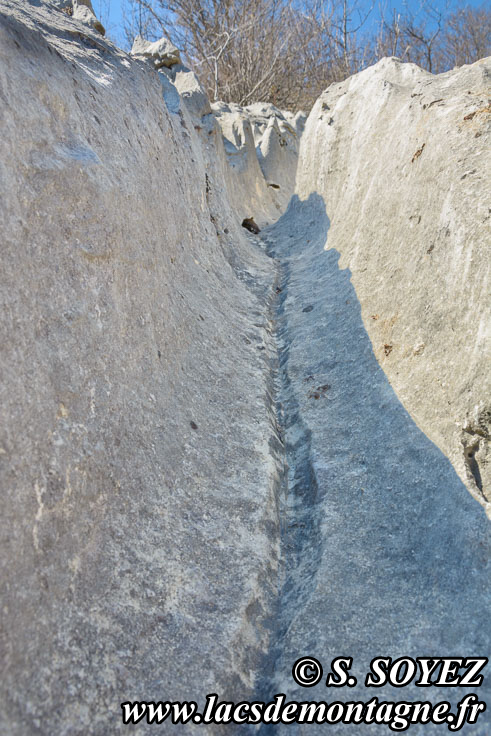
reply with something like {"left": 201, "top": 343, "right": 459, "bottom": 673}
{"left": 1, "top": 5, "right": 489, "bottom": 732}
{"left": 253, "top": 195, "right": 490, "bottom": 734}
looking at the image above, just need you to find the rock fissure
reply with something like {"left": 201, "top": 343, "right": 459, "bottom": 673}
{"left": 252, "top": 236, "right": 325, "bottom": 707}
{"left": 250, "top": 191, "right": 490, "bottom": 733}
{"left": 0, "top": 3, "right": 490, "bottom": 733}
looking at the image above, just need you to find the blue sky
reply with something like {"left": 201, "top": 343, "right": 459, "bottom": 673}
{"left": 92, "top": 0, "right": 126, "bottom": 46}
{"left": 95, "top": 0, "right": 486, "bottom": 50}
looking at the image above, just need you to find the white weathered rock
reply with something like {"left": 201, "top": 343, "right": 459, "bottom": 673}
{"left": 256, "top": 114, "right": 299, "bottom": 211}
{"left": 50, "top": 0, "right": 72, "bottom": 10}
{"left": 296, "top": 56, "right": 491, "bottom": 510}
{"left": 166, "top": 63, "right": 212, "bottom": 118}
{"left": 0, "top": 2, "right": 282, "bottom": 733}
{"left": 258, "top": 58, "right": 491, "bottom": 725}
{"left": 211, "top": 101, "right": 302, "bottom": 226}
{"left": 72, "top": 0, "right": 104, "bottom": 35}
{"left": 261, "top": 192, "right": 491, "bottom": 728}
{"left": 131, "top": 33, "right": 180, "bottom": 68}
{"left": 292, "top": 109, "right": 307, "bottom": 135}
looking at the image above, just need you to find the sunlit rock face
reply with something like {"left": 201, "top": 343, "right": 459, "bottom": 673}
{"left": 212, "top": 101, "right": 305, "bottom": 225}
{"left": 256, "top": 57, "right": 490, "bottom": 732}
{"left": 0, "top": 2, "right": 284, "bottom": 732}
{"left": 297, "top": 56, "right": 491, "bottom": 511}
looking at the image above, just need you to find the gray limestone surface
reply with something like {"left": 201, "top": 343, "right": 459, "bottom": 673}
{"left": 72, "top": 0, "right": 105, "bottom": 36}
{"left": 131, "top": 34, "right": 181, "bottom": 68}
{"left": 257, "top": 194, "right": 490, "bottom": 733}
{"left": 0, "top": 2, "right": 490, "bottom": 734}
{"left": 212, "top": 101, "right": 304, "bottom": 226}
{"left": 0, "top": 2, "right": 283, "bottom": 733}
{"left": 297, "top": 58, "right": 491, "bottom": 511}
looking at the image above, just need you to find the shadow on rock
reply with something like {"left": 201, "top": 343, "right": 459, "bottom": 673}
{"left": 255, "top": 193, "right": 490, "bottom": 734}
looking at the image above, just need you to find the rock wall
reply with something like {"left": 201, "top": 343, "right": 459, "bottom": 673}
{"left": 258, "top": 183, "right": 490, "bottom": 736}
{"left": 296, "top": 56, "right": 491, "bottom": 510}
{"left": 252, "top": 58, "right": 490, "bottom": 731}
{"left": 212, "top": 101, "right": 305, "bottom": 223}
{"left": 0, "top": 1, "right": 289, "bottom": 732}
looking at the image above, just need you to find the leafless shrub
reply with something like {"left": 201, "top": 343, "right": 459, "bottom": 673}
{"left": 123, "top": 0, "right": 491, "bottom": 110}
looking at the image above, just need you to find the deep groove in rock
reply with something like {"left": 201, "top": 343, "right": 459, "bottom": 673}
{"left": 253, "top": 233, "right": 324, "bottom": 714}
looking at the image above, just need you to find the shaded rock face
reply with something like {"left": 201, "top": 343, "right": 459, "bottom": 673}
{"left": 296, "top": 57, "right": 491, "bottom": 512}
{"left": 259, "top": 194, "right": 490, "bottom": 734}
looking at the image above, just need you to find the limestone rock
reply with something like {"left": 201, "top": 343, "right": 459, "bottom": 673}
{"left": 1, "top": 2, "right": 489, "bottom": 735}
{"left": 50, "top": 0, "right": 72, "bottom": 11}
{"left": 211, "top": 101, "right": 302, "bottom": 226}
{"left": 164, "top": 62, "right": 212, "bottom": 118}
{"left": 256, "top": 114, "right": 298, "bottom": 211}
{"left": 257, "top": 60, "right": 490, "bottom": 723}
{"left": 72, "top": 0, "right": 104, "bottom": 35}
{"left": 292, "top": 109, "right": 307, "bottom": 134}
{"left": 296, "top": 56, "right": 491, "bottom": 509}
{"left": 0, "top": 2, "right": 282, "bottom": 733}
{"left": 131, "top": 33, "right": 180, "bottom": 69}
{"left": 260, "top": 190, "right": 491, "bottom": 731}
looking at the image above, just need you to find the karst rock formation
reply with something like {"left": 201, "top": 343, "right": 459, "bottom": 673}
{"left": 0, "top": 1, "right": 490, "bottom": 734}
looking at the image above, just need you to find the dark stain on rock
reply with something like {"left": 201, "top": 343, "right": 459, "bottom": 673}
{"left": 411, "top": 143, "right": 425, "bottom": 163}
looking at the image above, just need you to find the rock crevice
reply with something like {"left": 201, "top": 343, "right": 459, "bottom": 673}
{"left": 0, "top": 3, "right": 490, "bottom": 734}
